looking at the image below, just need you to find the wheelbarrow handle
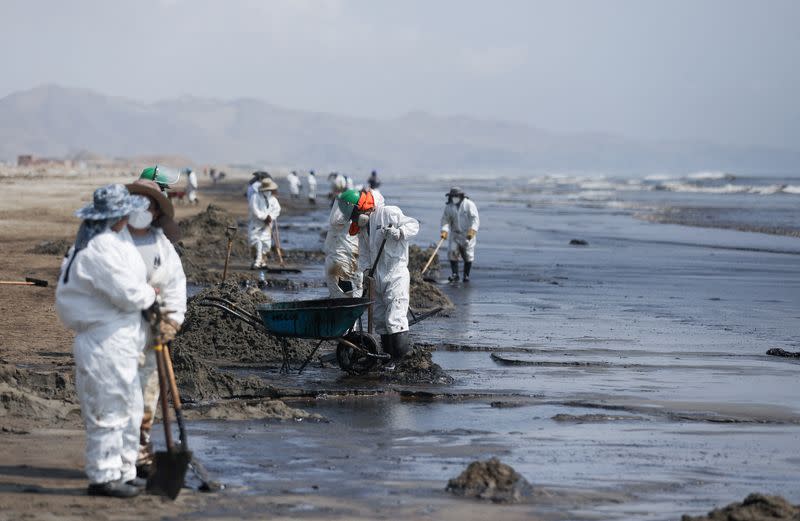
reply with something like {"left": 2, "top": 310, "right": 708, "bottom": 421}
{"left": 336, "top": 337, "right": 391, "bottom": 361}
{"left": 197, "top": 299, "right": 265, "bottom": 332}
{"left": 408, "top": 306, "right": 444, "bottom": 326}
{"left": 199, "top": 296, "right": 262, "bottom": 322}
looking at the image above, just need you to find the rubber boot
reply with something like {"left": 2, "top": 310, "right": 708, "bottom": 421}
{"left": 87, "top": 479, "right": 141, "bottom": 498}
{"left": 391, "top": 331, "right": 411, "bottom": 360}
{"left": 380, "top": 334, "right": 394, "bottom": 358}
{"left": 463, "top": 262, "right": 472, "bottom": 282}
{"left": 448, "top": 261, "right": 460, "bottom": 282}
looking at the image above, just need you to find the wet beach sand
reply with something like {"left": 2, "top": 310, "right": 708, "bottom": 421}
{"left": 2, "top": 170, "right": 800, "bottom": 520}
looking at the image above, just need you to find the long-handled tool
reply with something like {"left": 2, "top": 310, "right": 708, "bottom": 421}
{"left": 263, "top": 219, "right": 303, "bottom": 273}
{"left": 162, "top": 343, "right": 221, "bottom": 492}
{"left": 365, "top": 232, "right": 389, "bottom": 334}
{"left": 273, "top": 219, "right": 285, "bottom": 266}
{"left": 147, "top": 341, "right": 191, "bottom": 500}
{"left": 420, "top": 237, "right": 445, "bottom": 276}
{"left": 221, "top": 225, "right": 237, "bottom": 283}
{"left": 0, "top": 277, "right": 48, "bottom": 287}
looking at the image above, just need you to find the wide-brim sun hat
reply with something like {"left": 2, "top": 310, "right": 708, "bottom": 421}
{"left": 258, "top": 179, "right": 279, "bottom": 191}
{"left": 126, "top": 179, "right": 175, "bottom": 219}
{"left": 446, "top": 186, "right": 464, "bottom": 197}
{"left": 75, "top": 184, "right": 148, "bottom": 220}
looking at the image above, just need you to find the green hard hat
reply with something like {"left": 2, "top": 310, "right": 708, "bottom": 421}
{"left": 139, "top": 165, "right": 181, "bottom": 187}
{"left": 337, "top": 189, "right": 360, "bottom": 219}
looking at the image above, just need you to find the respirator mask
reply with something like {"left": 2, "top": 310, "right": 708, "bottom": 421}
{"left": 128, "top": 209, "right": 154, "bottom": 229}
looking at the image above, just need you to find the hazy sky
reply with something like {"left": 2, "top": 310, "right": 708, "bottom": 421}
{"left": 1, "top": 0, "right": 798, "bottom": 150}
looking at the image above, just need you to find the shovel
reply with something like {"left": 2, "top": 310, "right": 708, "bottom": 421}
{"left": 273, "top": 219, "right": 285, "bottom": 265}
{"left": 146, "top": 342, "right": 191, "bottom": 499}
{"left": 162, "top": 343, "right": 221, "bottom": 492}
{"left": 264, "top": 220, "right": 302, "bottom": 273}
{"left": 420, "top": 237, "right": 445, "bottom": 283}
{"left": 221, "top": 225, "right": 237, "bottom": 283}
{"left": 0, "top": 277, "right": 48, "bottom": 287}
{"left": 365, "top": 233, "right": 389, "bottom": 334}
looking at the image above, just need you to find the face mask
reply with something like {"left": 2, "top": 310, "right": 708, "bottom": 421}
{"left": 453, "top": 196, "right": 463, "bottom": 205}
{"left": 128, "top": 209, "right": 153, "bottom": 230}
{"left": 358, "top": 213, "right": 370, "bottom": 228}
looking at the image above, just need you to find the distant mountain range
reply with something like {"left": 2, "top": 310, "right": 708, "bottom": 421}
{"left": 1, "top": 85, "right": 797, "bottom": 175}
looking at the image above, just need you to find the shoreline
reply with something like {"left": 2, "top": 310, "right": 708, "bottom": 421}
{"left": 2, "top": 172, "right": 799, "bottom": 520}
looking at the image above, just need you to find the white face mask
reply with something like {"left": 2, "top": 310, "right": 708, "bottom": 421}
{"left": 358, "top": 213, "right": 370, "bottom": 228}
{"left": 453, "top": 196, "right": 463, "bottom": 205}
{"left": 128, "top": 209, "right": 153, "bottom": 230}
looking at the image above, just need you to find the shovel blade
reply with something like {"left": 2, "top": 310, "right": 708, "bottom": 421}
{"left": 264, "top": 267, "right": 302, "bottom": 273}
{"left": 147, "top": 449, "right": 192, "bottom": 499}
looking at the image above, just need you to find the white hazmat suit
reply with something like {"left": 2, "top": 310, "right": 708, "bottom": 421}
{"left": 306, "top": 173, "right": 317, "bottom": 200}
{"left": 186, "top": 170, "right": 198, "bottom": 203}
{"left": 131, "top": 228, "right": 186, "bottom": 451}
{"left": 441, "top": 198, "right": 480, "bottom": 262}
{"left": 248, "top": 189, "right": 281, "bottom": 266}
{"left": 329, "top": 174, "right": 347, "bottom": 198}
{"left": 246, "top": 179, "right": 260, "bottom": 200}
{"left": 357, "top": 189, "right": 385, "bottom": 274}
{"left": 364, "top": 205, "right": 419, "bottom": 335}
{"left": 288, "top": 173, "right": 301, "bottom": 198}
{"left": 56, "top": 227, "right": 156, "bottom": 484}
{"left": 324, "top": 204, "right": 362, "bottom": 298}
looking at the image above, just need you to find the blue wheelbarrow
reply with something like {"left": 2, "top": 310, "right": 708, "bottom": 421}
{"left": 198, "top": 296, "right": 390, "bottom": 374}
{"left": 197, "top": 294, "right": 443, "bottom": 375}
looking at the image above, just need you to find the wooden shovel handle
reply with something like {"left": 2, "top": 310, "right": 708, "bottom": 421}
{"left": 420, "top": 237, "right": 445, "bottom": 275}
{"left": 221, "top": 237, "right": 234, "bottom": 283}
{"left": 273, "top": 220, "right": 284, "bottom": 265}
{"left": 162, "top": 344, "right": 182, "bottom": 413}
{"left": 154, "top": 343, "right": 174, "bottom": 450}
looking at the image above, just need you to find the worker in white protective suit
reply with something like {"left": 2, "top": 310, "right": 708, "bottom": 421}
{"left": 328, "top": 172, "right": 347, "bottom": 202}
{"left": 323, "top": 186, "right": 385, "bottom": 299}
{"left": 355, "top": 188, "right": 385, "bottom": 275}
{"left": 324, "top": 201, "right": 362, "bottom": 298}
{"left": 287, "top": 171, "right": 301, "bottom": 199}
{"left": 245, "top": 171, "right": 271, "bottom": 199}
{"left": 306, "top": 170, "right": 317, "bottom": 204}
{"left": 125, "top": 179, "right": 187, "bottom": 477}
{"left": 55, "top": 184, "right": 156, "bottom": 498}
{"left": 440, "top": 186, "right": 480, "bottom": 282}
{"left": 337, "top": 189, "right": 418, "bottom": 360}
{"left": 248, "top": 178, "right": 281, "bottom": 269}
{"left": 185, "top": 168, "right": 199, "bottom": 204}
{"left": 366, "top": 171, "right": 382, "bottom": 199}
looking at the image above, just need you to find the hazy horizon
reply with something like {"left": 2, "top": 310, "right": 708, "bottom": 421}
{"left": 1, "top": 0, "right": 798, "bottom": 152}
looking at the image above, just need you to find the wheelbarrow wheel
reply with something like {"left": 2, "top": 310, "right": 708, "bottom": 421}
{"left": 336, "top": 332, "right": 379, "bottom": 375}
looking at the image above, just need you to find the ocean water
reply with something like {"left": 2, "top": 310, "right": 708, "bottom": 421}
{"left": 180, "top": 171, "right": 800, "bottom": 520}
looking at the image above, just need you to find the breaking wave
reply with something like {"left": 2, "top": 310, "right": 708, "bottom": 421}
{"left": 523, "top": 171, "right": 800, "bottom": 197}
